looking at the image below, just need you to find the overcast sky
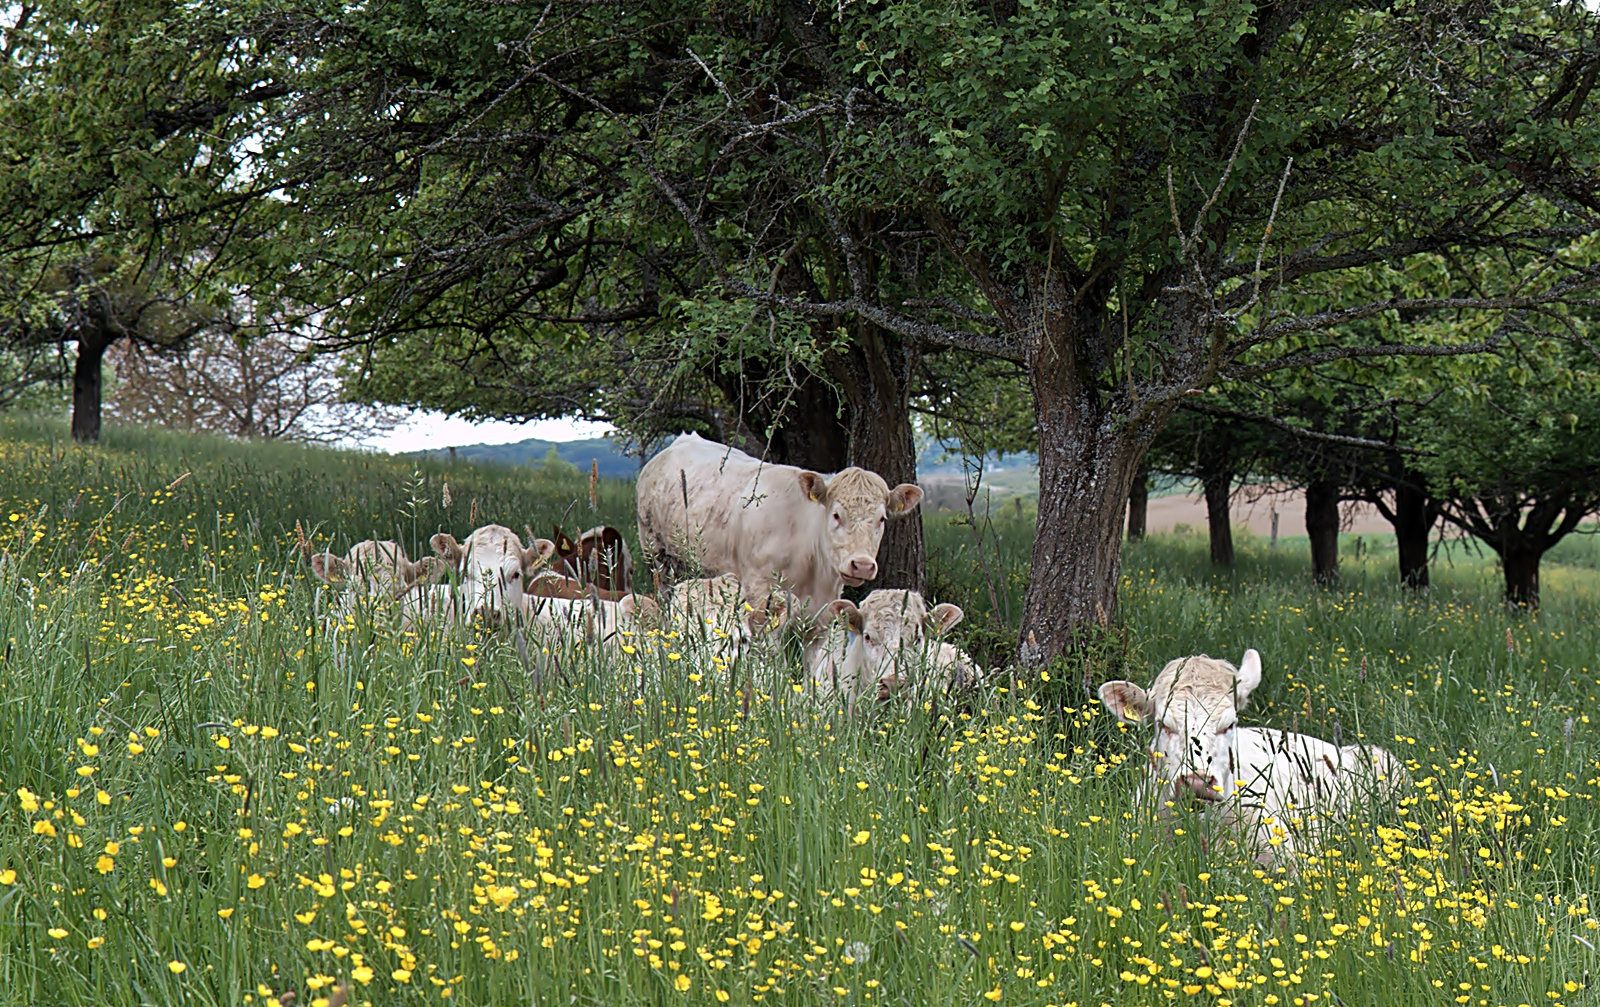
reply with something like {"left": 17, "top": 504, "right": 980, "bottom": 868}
{"left": 356, "top": 410, "right": 614, "bottom": 454}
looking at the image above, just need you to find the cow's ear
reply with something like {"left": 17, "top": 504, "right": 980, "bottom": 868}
{"left": 619, "top": 594, "right": 660, "bottom": 627}
{"left": 398, "top": 559, "right": 423, "bottom": 589}
{"left": 413, "top": 555, "right": 448, "bottom": 585}
{"left": 752, "top": 593, "right": 791, "bottom": 635}
{"left": 309, "top": 552, "right": 346, "bottom": 584}
{"left": 1235, "top": 649, "right": 1264, "bottom": 707}
{"left": 1098, "top": 680, "right": 1153, "bottom": 724}
{"left": 886, "top": 483, "right": 923, "bottom": 516}
{"left": 927, "top": 602, "right": 964, "bottom": 634}
{"left": 797, "top": 471, "right": 829, "bottom": 504}
{"left": 821, "top": 598, "right": 857, "bottom": 627}
{"left": 846, "top": 608, "right": 865, "bottom": 635}
{"left": 430, "top": 533, "right": 463, "bottom": 569}
{"left": 524, "top": 537, "right": 558, "bottom": 573}
{"left": 552, "top": 525, "right": 577, "bottom": 558}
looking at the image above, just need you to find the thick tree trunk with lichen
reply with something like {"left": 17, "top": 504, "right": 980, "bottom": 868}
{"left": 1015, "top": 287, "right": 1179, "bottom": 665}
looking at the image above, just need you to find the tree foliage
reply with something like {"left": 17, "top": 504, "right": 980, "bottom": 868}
{"left": 0, "top": 0, "right": 291, "bottom": 440}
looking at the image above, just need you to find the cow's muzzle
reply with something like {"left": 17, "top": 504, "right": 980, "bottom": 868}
{"left": 840, "top": 557, "right": 877, "bottom": 587}
{"left": 1176, "top": 773, "right": 1223, "bottom": 803}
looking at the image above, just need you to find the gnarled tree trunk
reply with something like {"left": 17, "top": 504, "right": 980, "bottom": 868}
{"left": 1305, "top": 480, "right": 1341, "bottom": 585}
{"left": 1017, "top": 317, "right": 1172, "bottom": 663}
{"left": 1126, "top": 467, "right": 1149, "bottom": 540}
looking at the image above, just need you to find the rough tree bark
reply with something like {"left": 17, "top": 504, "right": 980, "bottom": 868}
{"left": 1202, "top": 470, "right": 1235, "bottom": 568}
{"left": 1014, "top": 290, "right": 1175, "bottom": 663}
{"left": 1126, "top": 467, "right": 1149, "bottom": 540}
{"left": 1305, "top": 480, "right": 1341, "bottom": 585}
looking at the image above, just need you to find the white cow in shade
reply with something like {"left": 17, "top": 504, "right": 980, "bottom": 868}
{"left": 429, "top": 525, "right": 558, "bottom": 627}
{"left": 805, "top": 589, "right": 978, "bottom": 704}
{"left": 1098, "top": 649, "right": 1405, "bottom": 863}
{"left": 636, "top": 433, "right": 923, "bottom": 625}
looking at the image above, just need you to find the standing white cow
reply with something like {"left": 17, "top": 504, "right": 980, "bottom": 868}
{"left": 429, "top": 525, "right": 558, "bottom": 626}
{"left": 1098, "top": 649, "right": 1405, "bottom": 862}
{"left": 804, "top": 590, "right": 974, "bottom": 703}
{"left": 637, "top": 433, "right": 923, "bottom": 625}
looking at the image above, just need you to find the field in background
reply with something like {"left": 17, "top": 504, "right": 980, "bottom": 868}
{"left": 0, "top": 418, "right": 1597, "bottom": 1006}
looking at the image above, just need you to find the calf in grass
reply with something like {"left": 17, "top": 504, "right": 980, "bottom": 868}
{"left": 1099, "top": 649, "right": 1404, "bottom": 863}
{"left": 806, "top": 590, "right": 978, "bottom": 704}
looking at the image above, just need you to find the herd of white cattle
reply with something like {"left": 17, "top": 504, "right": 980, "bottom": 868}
{"left": 309, "top": 433, "right": 977, "bottom": 705}
{"left": 306, "top": 433, "right": 1404, "bottom": 862}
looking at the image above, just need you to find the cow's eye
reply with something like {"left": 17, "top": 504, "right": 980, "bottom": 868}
{"left": 509, "top": 571, "right": 519, "bottom": 581}
{"left": 1215, "top": 724, "right": 1231, "bottom": 735}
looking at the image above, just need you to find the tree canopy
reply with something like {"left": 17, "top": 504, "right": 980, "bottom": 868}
{"left": 6, "top": 0, "right": 1600, "bottom": 655}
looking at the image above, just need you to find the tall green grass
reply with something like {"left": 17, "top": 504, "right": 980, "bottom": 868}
{"left": 0, "top": 418, "right": 1595, "bottom": 1007}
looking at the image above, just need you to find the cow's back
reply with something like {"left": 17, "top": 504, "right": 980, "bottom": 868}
{"left": 638, "top": 434, "right": 775, "bottom": 578}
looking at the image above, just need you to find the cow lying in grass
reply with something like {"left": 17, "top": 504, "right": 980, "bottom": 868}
{"left": 429, "top": 525, "right": 558, "bottom": 627}
{"left": 522, "top": 591, "right": 660, "bottom": 655}
{"left": 309, "top": 540, "right": 447, "bottom": 622}
{"left": 664, "top": 574, "right": 790, "bottom": 666}
{"left": 1098, "top": 649, "right": 1405, "bottom": 864}
{"left": 310, "top": 540, "right": 441, "bottom": 597}
{"left": 805, "top": 589, "right": 978, "bottom": 704}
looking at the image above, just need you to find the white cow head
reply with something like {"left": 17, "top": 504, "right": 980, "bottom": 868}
{"left": 310, "top": 540, "right": 441, "bottom": 598}
{"left": 827, "top": 590, "right": 963, "bottom": 699}
{"left": 1099, "top": 649, "right": 1263, "bottom": 808}
{"left": 431, "top": 525, "right": 557, "bottom": 625}
{"left": 669, "top": 574, "right": 790, "bottom": 663}
{"left": 795, "top": 468, "right": 922, "bottom": 587}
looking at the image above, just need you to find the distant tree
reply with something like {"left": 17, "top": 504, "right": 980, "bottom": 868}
{"left": 0, "top": 0, "right": 288, "bottom": 442}
{"left": 1417, "top": 345, "right": 1600, "bottom": 608}
{"left": 109, "top": 324, "right": 401, "bottom": 443}
{"left": 1146, "top": 407, "right": 1268, "bottom": 568}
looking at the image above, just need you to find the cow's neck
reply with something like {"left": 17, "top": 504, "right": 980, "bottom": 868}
{"left": 800, "top": 510, "right": 840, "bottom": 618}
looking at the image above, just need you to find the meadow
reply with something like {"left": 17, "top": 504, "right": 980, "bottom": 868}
{"left": 0, "top": 415, "right": 1598, "bottom": 1007}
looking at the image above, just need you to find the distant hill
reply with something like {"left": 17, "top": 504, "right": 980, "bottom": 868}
{"left": 413, "top": 434, "right": 1037, "bottom": 483}
{"left": 915, "top": 441, "right": 1037, "bottom": 475}
{"left": 412, "top": 437, "right": 638, "bottom": 479}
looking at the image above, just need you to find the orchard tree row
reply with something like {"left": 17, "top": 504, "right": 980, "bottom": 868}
{"left": 3, "top": 0, "right": 1599, "bottom": 660}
